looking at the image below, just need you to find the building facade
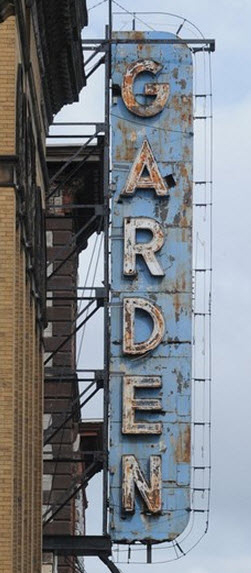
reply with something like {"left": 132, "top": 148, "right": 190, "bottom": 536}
{"left": 43, "top": 141, "right": 104, "bottom": 573}
{"left": 0, "top": 1, "right": 87, "bottom": 571}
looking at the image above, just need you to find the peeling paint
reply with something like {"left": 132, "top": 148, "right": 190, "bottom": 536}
{"left": 122, "top": 59, "right": 170, "bottom": 117}
{"left": 122, "top": 455, "right": 162, "bottom": 513}
{"left": 121, "top": 138, "right": 169, "bottom": 197}
{"left": 109, "top": 30, "right": 193, "bottom": 544}
{"left": 176, "top": 424, "right": 191, "bottom": 464}
{"left": 123, "top": 297, "right": 165, "bottom": 355}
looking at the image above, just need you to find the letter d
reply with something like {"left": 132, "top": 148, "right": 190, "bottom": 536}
{"left": 123, "top": 297, "right": 165, "bottom": 355}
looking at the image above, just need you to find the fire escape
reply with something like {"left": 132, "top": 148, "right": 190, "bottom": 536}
{"left": 42, "top": 118, "right": 113, "bottom": 570}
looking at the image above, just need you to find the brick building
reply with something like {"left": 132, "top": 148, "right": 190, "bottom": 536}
{"left": 43, "top": 143, "right": 104, "bottom": 573}
{"left": 0, "top": 1, "right": 87, "bottom": 571}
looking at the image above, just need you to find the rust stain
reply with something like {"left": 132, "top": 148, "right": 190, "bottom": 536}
{"left": 124, "top": 216, "right": 165, "bottom": 276}
{"left": 168, "top": 95, "right": 192, "bottom": 127}
{"left": 178, "top": 79, "right": 186, "bottom": 89}
{"left": 171, "top": 165, "right": 192, "bottom": 228}
{"left": 137, "top": 41, "right": 153, "bottom": 60}
{"left": 176, "top": 425, "right": 191, "bottom": 464}
{"left": 115, "top": 120, "right": 137, "bottom": 162}
{"left": 130, "top": 31, "right": 145, "bottom": 41}
{"left": 173, "top": 292, "right": 181, "bottom": 323}
{"left": 158, "top": 198, "right": 169, "bottom": 222}
{"left": 122, "top": 139, "right": 169, "bottom": 196}
{"left": 179, "top": 186, "right": 192, "bottom": 228}
{"left": 139, "top": 458, "right": 162, "bottom": 514}
{"left": 181, "top": 271, "right": 186, "bottom": 291}
{"left": 123, "top": 298, "right": 165, "bottom": 355}
{"left": 121, "top": 60, "right": 169, "bottom": 118}
{"left": 173, "top": 271, "right": 187, "bottom": 294}
{"left": 124, "top": 302, "right": 132, "bottom": 351}
{"left": 122, "top": 375, "right": 163, "bottom": 435}
{"left": 171, "top": 95, "right": 181, "bottom": 113}
{"left": 180, "top": 215, "right": 188, "bottom": 227}
{"left": 177, "top": 371, "right": 184, "bottom": 394}
{"left": 180, "top": 164, "right": 188, "bottom": 179}
{"left": 110, "top": 31, "right": 193, "bottom": 542}
{"left": 183, "top": 187, "right": 192, "bottom": 207}
{"left": 148, "top": 491, "right": 161, "bottom": 513}
{"left": 122, "top": 455, "right": 162, "bottom": 513}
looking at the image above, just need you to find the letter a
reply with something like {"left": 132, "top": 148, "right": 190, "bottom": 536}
{"left": 121, "top": 139, "right": 169, "bottom": 197}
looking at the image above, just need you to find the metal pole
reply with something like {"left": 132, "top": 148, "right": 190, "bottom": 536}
{"left": 109, "top": 0, "right": 112, "bottom": 40}
{"left": 147, "top": 543, "right": 152, "bottom": 564}
{"left": 103, "top": 20, "right": 111, "bottom": 535}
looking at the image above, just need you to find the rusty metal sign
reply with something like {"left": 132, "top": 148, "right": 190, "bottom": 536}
{"left": 109, "top": 31, "right": 193, "bottom": 544}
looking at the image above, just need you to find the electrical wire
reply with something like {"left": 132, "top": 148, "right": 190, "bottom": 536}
{"left": 77, "top": 232, "right": 99, "bottom": 316}
{"left": 112, "top": 0, "right": 155, "bottom": 31}
{"left": 89, "top": 0, "right": 108, "bottom": 11}
{"left": 112, "top": 11, "right": 205, "bottom": 39}
{"left": 77, "top": 233, "right": 104, "bottom": 365}
{"left": 111, "top": 112, "right": 193, "bottom": 137}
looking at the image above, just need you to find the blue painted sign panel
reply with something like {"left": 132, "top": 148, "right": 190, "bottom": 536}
{"left": 109, "top": 31, "right": 193, "bottom": 543}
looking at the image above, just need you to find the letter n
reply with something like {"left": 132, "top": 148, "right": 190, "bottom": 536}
{"left": 122, "top": 455, "right": 162, "bottom": 513}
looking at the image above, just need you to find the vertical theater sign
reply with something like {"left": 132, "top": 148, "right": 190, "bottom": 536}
{"left": 109, "top": 31, "right": 193, "bottom": 543}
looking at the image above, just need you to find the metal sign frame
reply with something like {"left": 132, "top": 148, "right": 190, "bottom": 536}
{"left": 109, "top": 30, "right": 194, "bottom": 545}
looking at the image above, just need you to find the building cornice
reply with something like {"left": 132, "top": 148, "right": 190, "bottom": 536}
{"left": 31, "top": 0, "right": 88, "bottom": 125}
{"left": 0, "top": 0, "right": 15, "bottom": 22}
{"left": 0, "top": 1, "right": 87, "bottom": 126}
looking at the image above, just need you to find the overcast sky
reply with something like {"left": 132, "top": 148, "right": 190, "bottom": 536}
{"left": 55, "top": 1, "right": 251, "bottom": 571}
